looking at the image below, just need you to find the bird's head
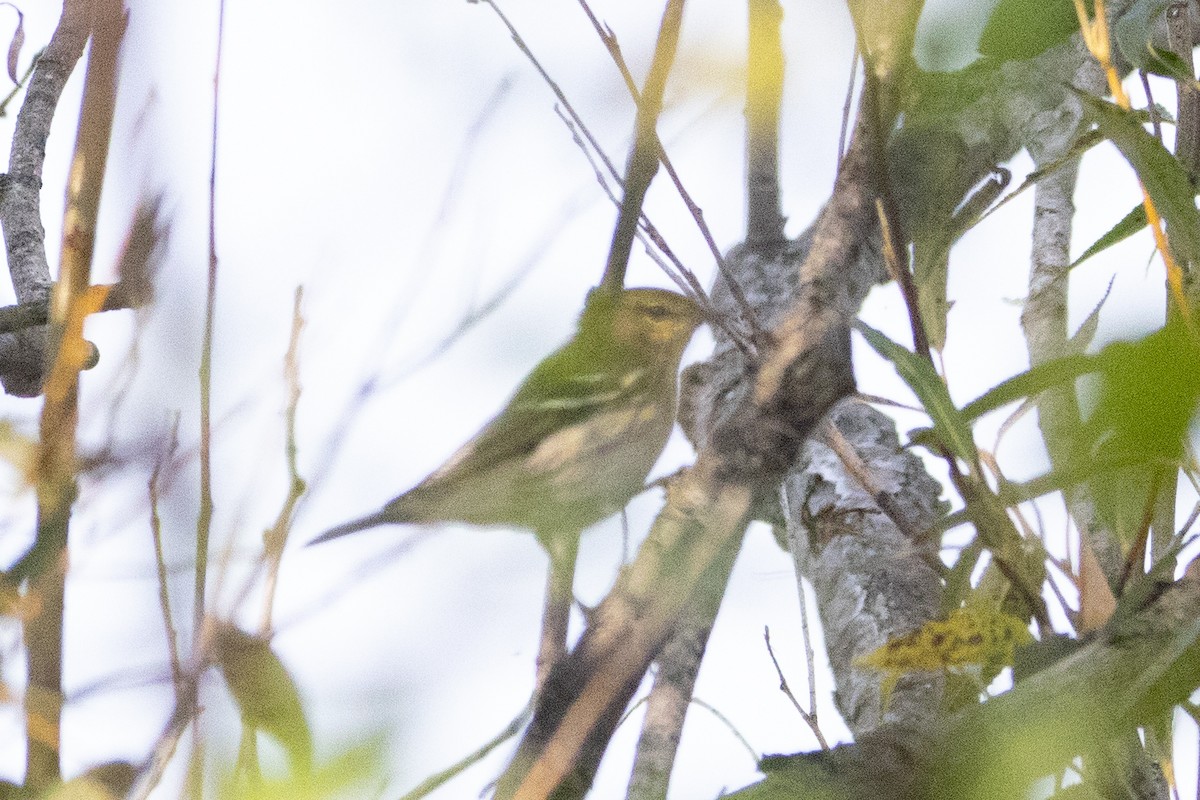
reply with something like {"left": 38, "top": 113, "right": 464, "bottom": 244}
{"left": 578, "top": 287, "right": 704, "bottom": 368}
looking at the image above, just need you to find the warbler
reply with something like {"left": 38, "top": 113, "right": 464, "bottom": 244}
{"left": 311, "top": 287, "right": 704, "bottom": 684}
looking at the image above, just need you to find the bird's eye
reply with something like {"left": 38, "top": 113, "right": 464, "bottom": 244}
{"left": 645, "top": 304, "right": 671, "bottom": 320}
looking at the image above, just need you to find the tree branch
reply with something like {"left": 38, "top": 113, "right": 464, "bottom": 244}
{"left": 0, "top": 0, "right": 90, "bottom": 396}
{"left": 600, "top": 0, "right": 685, "bottom": 292}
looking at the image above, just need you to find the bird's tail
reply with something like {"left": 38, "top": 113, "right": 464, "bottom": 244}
{"left": 308, "top": 511, "right": 392, "bottom": 546}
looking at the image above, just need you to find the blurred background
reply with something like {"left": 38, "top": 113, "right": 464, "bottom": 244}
{"left": 0, "top": 1, "right": 1190, "bottom": 797}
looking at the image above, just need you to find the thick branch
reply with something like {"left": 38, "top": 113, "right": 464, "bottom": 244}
{"left": 0, "top": 0, "right": 91, "bottom": 396}
{"left": 495, "top": 65, "right": 883, "bottom": 800}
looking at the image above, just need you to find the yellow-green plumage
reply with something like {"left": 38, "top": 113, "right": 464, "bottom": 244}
{"left": 311, "top": 287, "right": 702, "bottom": 545}
{"left": 310, "top": 287, "right": 703, "bottom": 685}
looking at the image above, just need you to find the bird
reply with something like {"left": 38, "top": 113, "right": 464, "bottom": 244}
{"left": 310, "top": 286, "right": 704, "bottom": 686}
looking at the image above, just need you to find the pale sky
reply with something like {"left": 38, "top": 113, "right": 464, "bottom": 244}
{"left": 0, "top": 2, "right": 1193, "bottom": 799}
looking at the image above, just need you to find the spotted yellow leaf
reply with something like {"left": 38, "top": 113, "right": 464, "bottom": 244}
{"left": 855, "top": 607, "right": 1034, "bottom": 708}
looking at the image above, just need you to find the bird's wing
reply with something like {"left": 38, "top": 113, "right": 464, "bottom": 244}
{"left": 421, "top": 341, "right": 651, "bottom": 487}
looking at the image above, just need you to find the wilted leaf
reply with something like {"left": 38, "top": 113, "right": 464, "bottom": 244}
{"left": 856, "top": 606, "right": 1033, "bottom": 706}
{"left": 1077, "top": 535, "right": 1117, "bottom": 633}
{"left": 105, "top": 197, "right": 166, "bottom": 310}
{"left": 0, "top": 3, "right": 22, "bottom": 85}
{"left": 212, "top": 622, "right": 312, "bottom": 775}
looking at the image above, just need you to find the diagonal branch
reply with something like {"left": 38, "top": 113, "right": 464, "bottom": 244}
{"left": 600, "top": 0, "right": 685, "bottom": 292}
{"left": 493, "top": 63, "right": 889, "bottom": 798}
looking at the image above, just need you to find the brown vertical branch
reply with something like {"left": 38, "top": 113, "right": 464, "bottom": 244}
{"left": 0, "top": 0, "right": 90, "bottom": 397}
{"left": 626, "top": 4, "right": 787, "bottom": 796}
{"left": 192, "top": 0, "right": 226, "bottom": 793}
{"left": 23, "top": 0, "right": 123, "bottom": 791}
{"left": 599, "top": 0, "right": 685, "bottom": 292}
{"left": 745, "top": 0, "right": 785, "bottom": 246}
{"left": 1169, "top": 2, "right": 1200, "bottom": 182}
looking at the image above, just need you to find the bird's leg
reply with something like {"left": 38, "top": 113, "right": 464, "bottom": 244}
{"left": 535, "top": 531, "right": 580, "bottom": 692}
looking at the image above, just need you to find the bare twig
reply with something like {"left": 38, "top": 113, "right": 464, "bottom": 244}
{"left": 476, "top": 0, "right": 758, "bottom": 355}
{"left": 150, "top": 415, "right": 184, "bottom": 692}
{"left": 573, "top": 0, "right": 758, "bottom": 335}
{"left": 763, "top": 626, "right": 829, "bottom": 750}
{"left": 259, "top": 287, "right": 307, "bottom": 634}
{"left": 192, "top": 0, "right": 228, "bottom": 793}
{"left": 837, "top": 46, "right": 859, "bottom": 172}
{"left": 554, "top": 107, "right": 751, "bottom": 351}
{"left": 398, "top": 704, "right": 533, "bottom": 800}
{"left": 821, "top": 417, "right": 925, "bottom": 544}
{"left": 196, "top": 0, "right": 227, "bottom": 640}
{"left": 876, "top": 198, "right": 929, "bottom": 358}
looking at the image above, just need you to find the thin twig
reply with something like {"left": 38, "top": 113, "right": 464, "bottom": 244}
{"left": 821, "top": 416, "right": 925, "bottom": 543}
{"left": 1140, "top": 71, "right": 1163, "bottom": 141}
{"left": 150, "top": 415, "right": 184, "bottom": 692}
{"left": 259, "top": 287, "right": 307, "bottom": 635}
{"left": 575, "top": 0, "right": 760, "bottom": 338}
{"left": 397, "top": 705, "right": 533, "bottom": 800}
{"left": 193, "top": 0, "right": 227, "bottom": 793}
{"left": 876, "top": 194, "right": 929, "bottom": 358}
{"left": 837, "top": 45, "right": 859, "bottom": 173}
{"left": 553, "top": 107, "right": 751, "bottom": 350}
{"left": 478, "top": 0, "right": 756, "bottom": 353}
{"left": 689, "top": 697, "right": 759, "bottom": 762}
{"left": 763, "top": 626, "right": 829, "bottom": 750}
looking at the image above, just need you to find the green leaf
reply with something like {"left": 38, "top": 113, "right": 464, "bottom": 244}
{"left": 1139, "top": 47, "right": 1200, "bottom": 84}
{"left": 1066, "top": 276, "right": 1115, "bottom": 356}
{"left": 1072, "top": 321, "right": 1200, "bottom": 545}
{"left": 213, "top": 623, "right": 313, "bottom": 774}
{"left": 1077, "top": 92, "right": 1200, "bottom": 268}
{"left": 855, "top": 321, "right": 977, "bottom": 466}
{"left": 978, "top": 0, "right": 1079, "bottom": 61}
{"left": 1113, "top": 0, "right": 1174, "bottom": 73}
{"left": 1120, "top": 613, "right": 1200, "bottom": 723}
{"left": 1070, "top": 203, "right": 1147, "bottom": 269}
{"left": 959, "top": 353, "right": 1098, "bottom": 422}
{"left": 216, "top": 736, "right": 387, "bottom": 800}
